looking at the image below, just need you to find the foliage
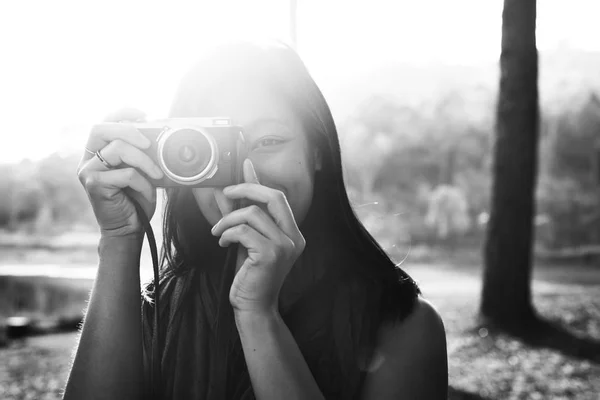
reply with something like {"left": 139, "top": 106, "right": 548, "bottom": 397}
{"left": 340, "top": 89, "right": 600, "bottom": 249}
{"left": 424, "top": 185, "right": 470, "bottom": 240}
{"left": 1, "top": 82, "right": 598, "bottom": 251}
{"left": 0, "top": 154, "right": 94, "bottom": 233}
{"left": 537, "top": 94, "right": 600, "bottom": 247}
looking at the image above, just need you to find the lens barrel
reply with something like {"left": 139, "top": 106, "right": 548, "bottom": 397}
{"left": 157, "top": 127, "right": 219, "bottom": 184}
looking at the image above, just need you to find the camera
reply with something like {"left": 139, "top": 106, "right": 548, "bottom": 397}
{"left": 135, "top": 117, "right": 246, "bottom": 187}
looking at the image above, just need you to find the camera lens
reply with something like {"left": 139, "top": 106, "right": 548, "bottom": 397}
{"left": 179, "top": 145, "right": 197, "bottom": 163}
{"left": 160, "top": 128, "right": 213, "bottom": 179}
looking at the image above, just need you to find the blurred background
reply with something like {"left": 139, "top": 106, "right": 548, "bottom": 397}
{"left": 1, "top": 0, "right": 599, "bottom": 399}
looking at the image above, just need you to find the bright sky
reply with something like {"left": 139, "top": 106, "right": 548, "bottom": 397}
{"left": 1, "top": 0, "right": 599, "bottom": 163}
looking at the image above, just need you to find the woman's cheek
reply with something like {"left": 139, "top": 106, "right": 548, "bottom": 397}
{"left": 285, "top": 159, "right": 317, "bottom": 225}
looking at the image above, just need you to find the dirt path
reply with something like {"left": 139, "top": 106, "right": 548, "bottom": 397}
{"left": 404, "top": 263, "right": 600, "bottom": 297}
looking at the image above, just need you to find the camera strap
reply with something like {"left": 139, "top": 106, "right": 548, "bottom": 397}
{"left": 127, "top": 132, "right": 246, "bottom": 400}
{"left": 125, "top": 193, "right": 162, "bottom": 400}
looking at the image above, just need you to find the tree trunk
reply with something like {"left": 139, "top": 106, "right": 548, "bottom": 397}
{"left": 481, "top": 0, "right": 539, "bottom": 327}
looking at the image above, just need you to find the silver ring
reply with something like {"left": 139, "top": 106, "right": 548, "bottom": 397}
{"left": 95, "top": 149, "right": 114, "bottom": 169}
{"left": 84, "top": 147, "right": 95, "bottom": 156}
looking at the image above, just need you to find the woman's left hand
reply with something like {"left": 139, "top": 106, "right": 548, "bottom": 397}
{"left": 211, "top": 159, "right": 306, "bottom": 314}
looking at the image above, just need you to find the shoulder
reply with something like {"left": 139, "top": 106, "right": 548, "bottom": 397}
{"left": 381, "top": 297, "right": 446, "bottom": 346}
{"left": 360, "top": 297, "right": 448, "bottom": 399}
{"left": 374, "top": 297, "right": 446, "bottom": 367}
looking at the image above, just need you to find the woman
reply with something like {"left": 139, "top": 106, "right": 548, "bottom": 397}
{"left": 64, "top": 40, "right": 447, "bottom": 399}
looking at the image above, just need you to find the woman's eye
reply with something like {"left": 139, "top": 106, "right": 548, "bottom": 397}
{"left": 253, "top": 138, "right": 283, "bottom": 149}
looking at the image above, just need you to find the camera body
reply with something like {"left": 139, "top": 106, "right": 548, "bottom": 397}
{"left": 135, "top": 117, "right": 245, "bottom": 188}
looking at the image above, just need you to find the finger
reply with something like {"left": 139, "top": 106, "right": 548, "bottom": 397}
{"left": 223, "top": 183, "right": 299, "bottom": 239}
{"left": 103, "top": 108, "right": 147, "bottom": 123}
{"left": 243, "top": 158, "right": 260, "bottom": 184}
{"left": 212, "top": 204, "right": 281, "bottom": 241}
{"left": 87, "top": 168, "right": 155, "bottom": 208}
{"left": 219, "top": 223, "right": 269, "bottom": 254}
{"left": 87, "top": 139, "right": 163, "bottom": 180}
{"left": 84, "top": 123, "right": 151, "bottom": 161}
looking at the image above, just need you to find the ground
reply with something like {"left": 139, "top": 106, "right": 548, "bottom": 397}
{"left": 410, "top": 262, "right": 600, "bottom": 400}
{"left": 0, "top": 243, "right": 599, "bottom": 399}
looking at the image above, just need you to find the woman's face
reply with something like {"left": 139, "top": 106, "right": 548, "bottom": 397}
{"left": 190, "top": 82, "right": 321, "bottom": 227}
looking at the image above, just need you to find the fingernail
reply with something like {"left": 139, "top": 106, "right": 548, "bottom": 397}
{"left": 223, "top": 186, "right": 234, "bottom": 194}
{"left": 211, "top": 220, "right": 221, "bottom": 234}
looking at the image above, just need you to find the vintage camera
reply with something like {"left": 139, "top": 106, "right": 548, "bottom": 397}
{"left": 136, "top": 117, "right": 246, "bottom": 187}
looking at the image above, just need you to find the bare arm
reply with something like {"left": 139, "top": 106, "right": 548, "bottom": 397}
{"left": 234, "top": 308, "right": 326, "bottom": 400}
{"left": 62, "top": 234, "right": 145, "bottom": 400}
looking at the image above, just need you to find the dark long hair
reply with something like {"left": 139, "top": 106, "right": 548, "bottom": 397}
{"left": 142, "top": 40, "right": 420, "bottom": 400}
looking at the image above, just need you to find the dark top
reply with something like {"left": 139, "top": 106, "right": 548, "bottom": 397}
{"left": 141, "top": 247, "right": 420, "bottom": 400}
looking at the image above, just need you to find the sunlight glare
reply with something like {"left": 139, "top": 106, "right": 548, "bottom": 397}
{"left": 0, "top": 0, "right": 599, "bottom": 163}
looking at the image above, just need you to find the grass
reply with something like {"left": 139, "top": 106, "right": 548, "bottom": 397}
{"left": 1, "top": 244, "right": 599, "bottom": 399}
{"left": 432, "top": 290, "right": 600, "bottom": 399}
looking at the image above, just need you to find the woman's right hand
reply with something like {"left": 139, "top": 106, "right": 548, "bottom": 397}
{"left": 77, "top": 108, "right": 164, "bottom": 238}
